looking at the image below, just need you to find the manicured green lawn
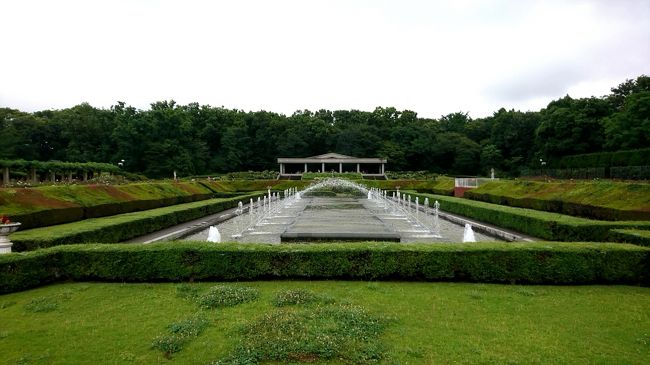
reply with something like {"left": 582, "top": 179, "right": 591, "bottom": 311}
{"left": 0, "top": 281, "right": 648, "bottom": 364}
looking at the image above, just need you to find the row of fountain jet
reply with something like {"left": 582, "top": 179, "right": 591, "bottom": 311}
{"left": 208, "top": 187, "right": 303, "bottom": 242}
{"left": 207, "top": 178, "right": 476, "bottom": 243}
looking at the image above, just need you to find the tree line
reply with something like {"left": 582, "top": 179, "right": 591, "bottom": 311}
{"left": 0, "top": 75, "right": 648, "bottom": 178}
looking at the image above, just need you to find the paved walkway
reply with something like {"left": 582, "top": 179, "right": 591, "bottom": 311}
{"left": 125, "top": 204, "right": 248, "bottom": 243}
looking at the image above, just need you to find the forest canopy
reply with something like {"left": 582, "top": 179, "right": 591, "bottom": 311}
{"left": 1, "top": 75, "right": 648, "bottom": 178}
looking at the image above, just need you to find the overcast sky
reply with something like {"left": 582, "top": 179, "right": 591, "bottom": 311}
{"left": 1, "top": 0, "right": 648, "bottom": 118}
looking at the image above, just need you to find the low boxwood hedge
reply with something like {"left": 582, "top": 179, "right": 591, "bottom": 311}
{"left": 0, "top": 242, "right": 647, "bottom": 293}
{"left": 609, "top": 229, "right": 650, "bottom": 247}
{"left": 10, "top": 193, "right": 263, "bottom": 251}
{"left": 411, "top": 193, "right": 650, "bottom": 242}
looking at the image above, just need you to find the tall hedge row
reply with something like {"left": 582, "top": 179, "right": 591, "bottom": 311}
{"left": 412, "top": 193, "right": 650, "bottom": 242}
{"left": 0, "top": 242, "right": 647, "bottom": 293}
{"left": 554, "top": 148, "right": 650, "bottom": 169}
{"left": 11, "top": 193, "right": 264, "bottom": 251}
{"left": 0, "top": 159, "right": 121, "bottom": 172}
{"left": 609, "top": 229, "right": 650, "bottom": 247}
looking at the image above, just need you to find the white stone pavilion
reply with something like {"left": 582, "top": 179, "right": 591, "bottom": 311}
{"left": 277, "top": 153, "right": 387, "bottom": 178}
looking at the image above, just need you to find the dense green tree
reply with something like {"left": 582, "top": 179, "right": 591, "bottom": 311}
{"left": 479, "top": 144, "right": 502, "bottom": 174}
{"left": 535, "top": 96, "right": 610, "bottom": 160}
{"left": 0, "top": 76, "right": 646, "bottom": 178}
{"left": 0, "top": 108, "right": 44, "bottom": 160}
{"left": 603, "top": 91, "right": 650, "bottom": 150}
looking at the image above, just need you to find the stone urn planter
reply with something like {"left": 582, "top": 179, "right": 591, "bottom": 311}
{"left": 0, "top": 222, "right": 21, "bottom": 254}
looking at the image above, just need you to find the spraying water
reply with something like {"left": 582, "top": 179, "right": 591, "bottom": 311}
{"left": 207, "top": 226, "right": 221, "bottom": 242}
{"left": 463, "top": 223, "right": 476, "bottom": 242}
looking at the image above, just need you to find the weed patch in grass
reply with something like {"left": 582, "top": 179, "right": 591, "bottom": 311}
{"left": 24, "top": 296, "right": 58, "bottom": 313}
{"left": 0, "top": 301, "right": 17, "bottom": 309}
{"left": 213, "top": 304, "right": 389, "bottom": 364}
{"left": 198, "top": 285, "right": 259, "bottom": 309}
{"left": 272, "top": 288, "right": 333, "bottom": 307}
{"left": 176, "top": 283, "right": 202, "bottom": 300}
{"left": 151, "top": 313, "right": 210, "bottom": 358}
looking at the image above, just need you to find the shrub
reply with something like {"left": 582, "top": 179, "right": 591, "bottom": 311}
{"left": 302, "top": 172, "right": 363, "bottom": 180}
{"left": 221, "top": 171, "right": 278, "bottom": 180}
{"left": 0, "top": 242, "right": 648, "bottom": 294}
{"left": 198, "top": 285, "right": 260, "bottom": 309}
{"left": 386, "top": 171, "right": 438, "bottom": 180}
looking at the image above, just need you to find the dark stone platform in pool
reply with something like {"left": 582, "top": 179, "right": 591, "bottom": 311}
{"left": 281, "top": 232, "right": 400, "bottom": 242}
{"left": 281, "top": 197, "right": 400, "bottom": 242}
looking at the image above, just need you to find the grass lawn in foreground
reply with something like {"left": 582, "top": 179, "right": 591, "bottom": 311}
{"left": 0, "top": 281, "right": 648, "bottom": 364}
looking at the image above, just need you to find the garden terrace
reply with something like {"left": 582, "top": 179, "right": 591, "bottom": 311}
{"left": 8, "top": 193, "right": 264, "bottom": 251}
{"left": 463, "top": 180, "right": 650, "bottom": 220}
{"left": 411, "top": 192, "right": 650, "bottom": 243}
{"left": 0, "top": 181, "right": 241, "bottom": 229}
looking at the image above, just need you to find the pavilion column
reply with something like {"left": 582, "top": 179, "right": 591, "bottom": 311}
{"left": 31, "top": 168, "right": 38, "bottom": 184}
{"left": 381, "top": 164, "right": 385, "bottom": 174}
{"left": 304, "top": 163, "right": 307, "bottom": 173}
{"left": 2, "top": 167, "right": 9, "bottom": 186}
{"left": 321, "top": 162, "right": 324, "bottom": 172}
{"left": 339, "top": 163, "right": 342, "bottom": 173}
{"left": 356, "top": 163, "right": 360, "bottom": 173}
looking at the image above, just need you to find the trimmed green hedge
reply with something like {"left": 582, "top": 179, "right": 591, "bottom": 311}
{"left": 554, "top": 148, "right": 650, "bottom": 169}
{"left": 412, "top": 193, "right": 650, "bottom": 242}
{"left": 302, "top": 172, "right": 363, "bottom": 180}
{"left": 609, "top": 229, "right": 650, "bottom": 247}
{"left": 0, "top": 159, "right": 120, "bottom": 173}
{"left": 361, "top": 179, "right": 454, "bottom": 196}
{"left": 10, "top": 193, "right": 263, "bottom": 251}
{"left": 0, "top": 242, "right": 648, "bottom": 293}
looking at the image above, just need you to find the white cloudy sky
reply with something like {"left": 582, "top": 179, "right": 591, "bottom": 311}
{"left": 1, "top": 0, "right": 648, "bottom": 118}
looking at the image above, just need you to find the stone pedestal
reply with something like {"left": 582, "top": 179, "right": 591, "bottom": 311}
{"left": 0, "top": 223, "right": 21, "bottom": 254}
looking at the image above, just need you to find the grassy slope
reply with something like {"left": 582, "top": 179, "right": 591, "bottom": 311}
{"left": 10, "top": 194, "right": 262, "bottom": 249}
{"left": 0, "top": 281, "right": 648, "bottom": 364}
{"left": 0, "top": 179, "right": 452, "bottom": 217}
{"left": 411, "top": 192, "right": 650, "bottom": 241}
{"left": 469, "top": 180, "right": 650, "bottom": 213}
{"left": 0, "top": 181, "right": 217, "bottom": 216}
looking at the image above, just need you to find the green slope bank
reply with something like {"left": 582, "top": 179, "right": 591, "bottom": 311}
{"left": 465, "top": 180, "right": 650, "bottom": 220}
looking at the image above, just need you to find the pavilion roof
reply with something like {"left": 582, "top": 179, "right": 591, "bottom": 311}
{"left": 277, "top": 153, "right": 386, "bottom": 164}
